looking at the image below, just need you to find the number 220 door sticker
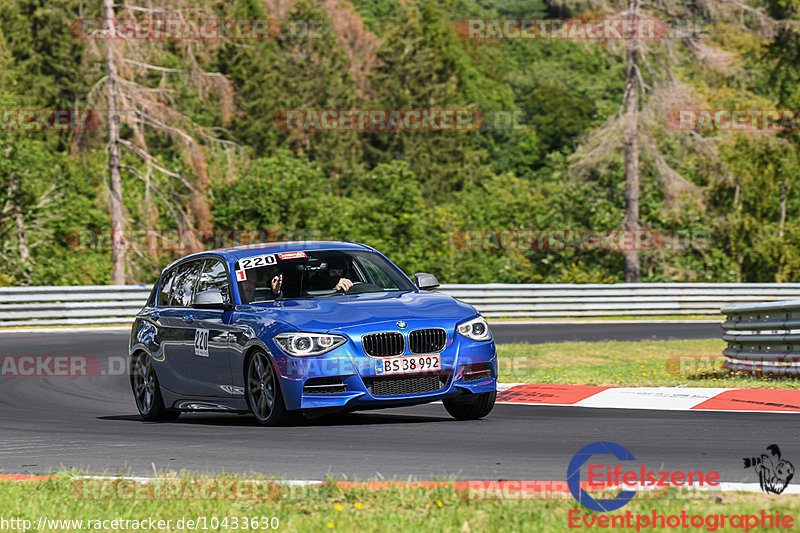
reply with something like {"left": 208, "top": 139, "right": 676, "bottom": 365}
{"left": 194, "top": 328, "right": 209, "bottom": 357}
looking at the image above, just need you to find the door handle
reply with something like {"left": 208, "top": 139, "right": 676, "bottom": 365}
{"left": 181, "top": 314, "right": 194, "bottom": 324}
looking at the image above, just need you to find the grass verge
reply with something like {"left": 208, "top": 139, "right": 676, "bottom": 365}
{"left": 496, "top": 339, "right": 800, "bottom": 389}
{"left": 1, "top": 475, "right": 798, "bottom": 532}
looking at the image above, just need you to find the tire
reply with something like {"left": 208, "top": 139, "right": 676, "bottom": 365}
{"left": 245, "top": 350, "right": 290, "bottom": 426}
{"left": 443, "top": 391, "right": 496, "bottom": 420}
{"left": 131, "top": 352, "right": 179, "bottom": 421}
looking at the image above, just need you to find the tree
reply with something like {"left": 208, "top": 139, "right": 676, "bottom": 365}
{"left": 570, "top": 0, "right": 779, "bottom": 282}
{"left": 621, "top": 0, "right": 641, "bottom": 282}
{"left": 79, "top": 0, "right": 236, "bottom": 282}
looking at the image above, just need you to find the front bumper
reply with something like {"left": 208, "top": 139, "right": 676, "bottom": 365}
{"left": 271, "top": 329, "right": 497, "bottom": 411}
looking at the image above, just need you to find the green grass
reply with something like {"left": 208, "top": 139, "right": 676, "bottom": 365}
{"left": 496, "top": 339, "right": 800, "bottom": 389}
{"left": 2, "top": 475, "right": 800, "bottom": 532}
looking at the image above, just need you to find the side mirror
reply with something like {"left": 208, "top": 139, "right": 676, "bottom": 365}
{"left": 414, "top": 272, "right": 440, "bottom": 290}
{"left": 195, "top": 289, "right": 231, "bottom": 310}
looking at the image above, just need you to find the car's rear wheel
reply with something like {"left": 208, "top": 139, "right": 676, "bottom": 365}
{"left": 246, "top": 350, "right": 290, "bottom": 426}
{"left": 131, "top": 352, "right": 179, "bottom": 421}
{"left": 443, "top": 391, "right": 496, "bottom": 420}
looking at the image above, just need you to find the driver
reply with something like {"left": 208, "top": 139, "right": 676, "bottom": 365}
{"left": 314, "top": 256, "right": 353, "bottom": 292}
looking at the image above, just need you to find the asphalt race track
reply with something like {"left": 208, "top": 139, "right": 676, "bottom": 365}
{"left": 0, "top": 326, "right": 785, "bottom": 484}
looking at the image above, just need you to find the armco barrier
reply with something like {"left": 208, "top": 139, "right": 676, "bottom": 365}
{"left": 442, "top": 283, "right": 800, "bottom": 318}
{"left": 0, "top": 285, "right": 152, "bottom": 326}
{"left": 722, "top": 299, "right": 800, "bottom": 376}
{"left": 2, "top": 283, "right": 800, "bottom": 326}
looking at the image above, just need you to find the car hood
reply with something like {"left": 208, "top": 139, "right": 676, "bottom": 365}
{"left": 247, "top": 290, "right": 477, "bottom": 331}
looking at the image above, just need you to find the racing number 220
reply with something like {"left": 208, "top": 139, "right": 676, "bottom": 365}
{"left": 239, "top": 254, "right": 277, "bottom": 270}
{"left": 195, "top": 328, "right": 209, "bottom": 357}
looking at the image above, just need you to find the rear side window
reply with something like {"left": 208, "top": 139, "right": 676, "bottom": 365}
{"left": 169, "top": 261, "right": 203, "bottom": 307}
{"left": 157, "top": 269, "right": 176, "bottom": 307}
{"left": 196, "top": 259, "right": 231, "bottom": 305}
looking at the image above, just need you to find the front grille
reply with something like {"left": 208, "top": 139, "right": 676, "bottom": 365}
{"left": 409, "top": 328, "right": 447, "bottom": 354}
{"left": 362, "top": 332, "right": 404, "bottom": 356}
{"left": 303, "top": 376, "right": 347, "bottom": 395}
{"left": 365, "top": 373, "right": 449, "bottom": 397}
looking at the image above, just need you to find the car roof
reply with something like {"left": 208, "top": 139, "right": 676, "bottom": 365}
{"left": 168, "top": 240, "right": 375, "bottom": 268}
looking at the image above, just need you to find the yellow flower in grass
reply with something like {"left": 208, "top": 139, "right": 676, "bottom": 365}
{"left": 327, "top": 523, "right": 334, "bottom": 529}
{"left": 354, "top": 503, "right": 363, "bottom": 509}
{"left": 334, "top": 504, "right": 343, "bottom": 512}
{"left": 436, "top": 500, "right": 444, "bottom": 508}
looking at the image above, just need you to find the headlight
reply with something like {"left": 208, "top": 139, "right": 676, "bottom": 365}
{"left": 274, "top": 332, "right": 346, "bottom": 356}
{"left": 456, "top": 316, "right": 492, "bottom": 341}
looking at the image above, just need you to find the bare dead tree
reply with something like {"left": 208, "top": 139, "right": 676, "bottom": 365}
{"left": 622, "top": 0, "right": 641, "bottom": 282}
{"left": 102, "top": 0, "right": 126, "bottom": 284}
{"left": 569, "top": 0, "right": 785, "bottom": 281}
{"left": 78, "top": 0, "right": 241, "bottom": 283}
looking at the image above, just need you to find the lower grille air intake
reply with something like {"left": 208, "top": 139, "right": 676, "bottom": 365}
{"left": 365, "top": 373, "right": 449, "bottom": 397}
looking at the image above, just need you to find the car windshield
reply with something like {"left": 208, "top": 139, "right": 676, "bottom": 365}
{"left": 234, "top": 249, "right": 416, "bottom": 304}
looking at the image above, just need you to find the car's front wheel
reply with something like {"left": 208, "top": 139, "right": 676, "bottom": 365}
{"left": 131, "top": 352, "right": 179, "bottom": 421}
{"left": 246, "top": 350, "right": 290, "bottom": 426}
{"left": 443, "top": 391, "right": 496, "bottom": 420}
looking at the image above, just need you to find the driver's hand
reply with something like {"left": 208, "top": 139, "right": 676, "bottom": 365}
{"left": 334, "top": 278, "right": 353, "bottom": 292}
{"left": 271, "top": 274, "right": 283, "bottom": 295}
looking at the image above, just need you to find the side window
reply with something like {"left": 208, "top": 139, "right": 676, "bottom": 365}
{"left": 357, "top": 256, "right": 395, "bottom": 289}
{"left": 196, "top": 259, "right": 231, "bottom": 305}
{"left": 169, "top": 261, "right": 203, "bottom": 307}
{"left": 146, "top": 283, "right": 157, "bottom": 307}
{"left": 157, "top": 269, "right": 176, "bottom": 307}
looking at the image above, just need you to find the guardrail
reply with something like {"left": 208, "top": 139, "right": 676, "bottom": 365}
{"left": 3, "top": 283, "right": 800, "bottom": 327}
{"left": 443, "top": 283, "right": 800, "bottom": 318}
{"left": 722, "top": 299, "right": 800, "bottom": 376}
{"left": 0, "top": 285, "right": 152, "bottom": 326}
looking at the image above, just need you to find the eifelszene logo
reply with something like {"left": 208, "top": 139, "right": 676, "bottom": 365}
{"left": 744, "top": 445, "right": 795, "bottom": 494}
{"left": 568, "top": 442, "right": 637, "bottom": 512}
{"left": 567, "top": 441, "right": 720, "bottom": 512}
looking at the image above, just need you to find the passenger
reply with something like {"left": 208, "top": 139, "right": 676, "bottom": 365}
{"left": 240, "top": 268, "right": 283, "bottom": 303}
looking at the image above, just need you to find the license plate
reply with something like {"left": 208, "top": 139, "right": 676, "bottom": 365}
{"left": 375, "top": 354, "right": 441, "bottom": 375}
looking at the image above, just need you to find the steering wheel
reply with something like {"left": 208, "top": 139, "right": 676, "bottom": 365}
{"left": 337, "top": 281, "right": 363, "bottom": 292}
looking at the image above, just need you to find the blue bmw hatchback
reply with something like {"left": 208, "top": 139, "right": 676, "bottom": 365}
{"left": 130, "top": 241, "right": 497, "bottom": 425}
